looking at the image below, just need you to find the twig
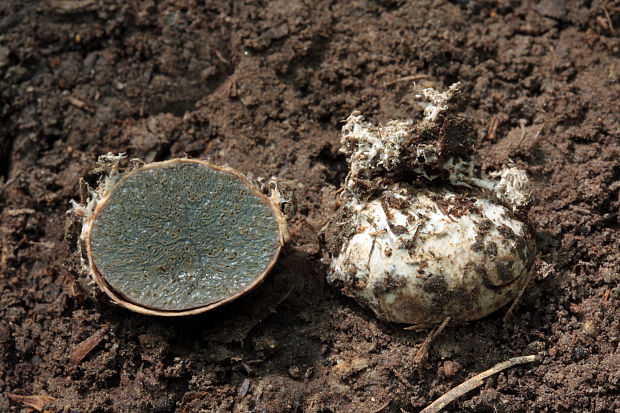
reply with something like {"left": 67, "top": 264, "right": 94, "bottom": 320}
{"left": 514, "top": 122, "right": 544, "bottom": 148}
{"left": 367, "top": 238, "right": 376, "bottom": 270}
{"left": 602, "top": 0, "right": 615, "bottom": 34}
{"left": 6, "top": 208, "right": 36, "bottom": 216}
{"left": 68, "top": 96, "right": 94, "bottom": 113}
{"left": 0, "top": 177, "right": 16, "bottom": 194}
{"left": 7, "top": 393, "right": 55, "bottom": 412}
{"left": 227, "top": 75, "right": 237, "bottom": 98}
{"left": 391, "top": 367, "right": 413, "bottom": 388}
{"left": 384, "top": 74, "right": 430, "bottom": 86}
{"left": 214, "top": 49, "right": 229, "bottom": 64}
{"left": 413, "top": 316, "right": 451, "bottom": 368}
{"left": 421, "top": 355, "right": 538, "bottom": 413}
{"left": 1, "top": 236, "right": 11, "bottom": 276}
{"left": 486, "top": 115, "right": 499, "bottom": 141}
{"left": 70, "top": 325, "right": 109, "bottom": 365}
{"left": 44, "top": 0, "right": 96, "bottom": 13}
{"left": 28, "top": 240, "right": 54, "bottom": 249}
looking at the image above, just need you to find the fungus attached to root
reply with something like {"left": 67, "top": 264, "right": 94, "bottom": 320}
{"left": 322, "top": 83, "right": 536, "bottom": 326}
{"left": 72, "top": 157, "right": 288, "bottom": 316}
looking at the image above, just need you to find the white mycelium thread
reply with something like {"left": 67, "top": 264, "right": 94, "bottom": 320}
{"left": 420, "top": 82, "right": 461, "bottom": 122}
{"left": 340, "top": 111, "right": 414, "bottom": 181}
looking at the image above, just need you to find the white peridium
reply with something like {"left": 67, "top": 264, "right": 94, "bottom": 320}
{"left": 340, "top": 82, "right": 462, "bottom": 184}
{"left": 328, "top": 184, "right": 535, "bottom": 326}
{"left": 69, "top": 153, "right": 127, "bottom": 242}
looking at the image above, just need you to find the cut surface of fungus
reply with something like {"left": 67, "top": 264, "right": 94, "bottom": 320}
{"left": 80, "top": 158, "right": 286, "bottom": 316}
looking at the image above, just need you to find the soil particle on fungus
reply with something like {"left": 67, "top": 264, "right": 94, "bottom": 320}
{"left": 1, "top": 0, "right": 619, "bottom": 412}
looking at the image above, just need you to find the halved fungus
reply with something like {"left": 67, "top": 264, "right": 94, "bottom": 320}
{"left": 76, "top": 158, "right": 287, "bottom": 316}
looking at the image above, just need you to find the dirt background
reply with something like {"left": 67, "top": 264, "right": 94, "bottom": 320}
{"left": 1, "top": 0, "right": 619, "bottom": 412}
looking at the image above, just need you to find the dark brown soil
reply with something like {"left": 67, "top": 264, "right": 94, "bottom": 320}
{"left": 1, "top": 1, "right": 619, "bottom": 412}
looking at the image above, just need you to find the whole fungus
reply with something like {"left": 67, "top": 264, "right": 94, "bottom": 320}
{"left": 322, "top": 84, "right": 536, "bottom": 326}
{"left": 71, "top": 157, "right": 288, "bottom": 316}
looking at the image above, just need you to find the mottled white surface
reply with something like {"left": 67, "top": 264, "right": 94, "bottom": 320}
{"left": 328, "top": 184, "right": 534, "bottom": 325}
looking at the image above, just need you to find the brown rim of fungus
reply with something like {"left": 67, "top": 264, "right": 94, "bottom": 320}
{"left": 83, "top": 158, "right": 288, "bottom": 316}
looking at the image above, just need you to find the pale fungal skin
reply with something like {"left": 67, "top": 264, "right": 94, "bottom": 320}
{"left": 442, "top": 159, "right": 532, "bottom": 211}
{"left": 74, "top": 157, "right": 288, "bottom": 316}
{"left": 328, "top": 184, "right": 535, "bottom": 326}
{"left": 325, "top": 83, "right": 536, "bottom": 326}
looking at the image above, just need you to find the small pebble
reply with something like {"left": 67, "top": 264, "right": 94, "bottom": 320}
{"left": 0, "top": 46, "right": 9, "bottom": 68}
{"left": 582, "top": 320, "right": 600, "bottom": 338}
{"left": 288, "top": 366, "right": 302, "bottom": 379}
{"left": 442, "top": 360, "right": 461, "bottom": 378}
{"left": 239, "top": 379, "right": 250, "bottom": 397}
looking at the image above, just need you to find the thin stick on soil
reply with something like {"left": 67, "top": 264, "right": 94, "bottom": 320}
{"left": 69, "top": 325, "right": 109, "bottom": 366}
{"left": 383, "top": 74, "right": 430, "bottom": 86}
{"left": 420, "top": 355, "right": 539, "bottom": 413}
{"left": 486, "top": 115, "right": 499, "bottom": 141}
{"left": 413, "top": 316, "right": 451, "bottom": 369}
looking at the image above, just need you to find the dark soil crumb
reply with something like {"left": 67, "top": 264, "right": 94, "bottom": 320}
{"left": 0, "top": 1, "right": 618, "bottom": 412}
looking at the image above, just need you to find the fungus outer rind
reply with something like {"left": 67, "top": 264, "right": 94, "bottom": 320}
{"left": 328, "top": 184, "right": 535, "bottom": 326}
{"left": 81, "top": 158, "right": 286, "bottom": 316}
{"left": 420, "top": 82, "right": 461, "bottom": 122}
